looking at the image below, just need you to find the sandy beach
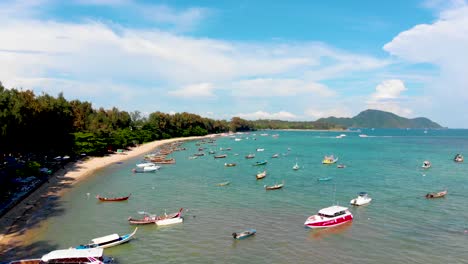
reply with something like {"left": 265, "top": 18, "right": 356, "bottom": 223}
{"left": 0, "top": 135, "right": 215, "bottom": 260}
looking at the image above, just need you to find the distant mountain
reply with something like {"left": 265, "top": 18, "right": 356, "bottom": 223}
{"left": 316, "top": 109, "right": 443, "bottom": 129}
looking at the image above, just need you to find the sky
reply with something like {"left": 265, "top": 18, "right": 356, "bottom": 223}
{"left": 0, "top": 0, "right": 467, "bottom": 127}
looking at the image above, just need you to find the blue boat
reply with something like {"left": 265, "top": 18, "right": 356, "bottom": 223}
{"left": 232, "top": 229, "right": 256, "bottom": 240}
{"left": 253, "top": 160, "right": 268, "bottom": 166}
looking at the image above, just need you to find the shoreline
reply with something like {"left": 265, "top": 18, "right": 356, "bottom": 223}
{"left": 0, "top": 134, "right": 215, "bottom": 259}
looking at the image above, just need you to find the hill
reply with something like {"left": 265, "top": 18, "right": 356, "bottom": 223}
{"left": 316, "top": 109, "right": 443, "bottom": 129}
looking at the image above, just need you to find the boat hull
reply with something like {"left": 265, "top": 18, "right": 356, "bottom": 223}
{"left": 304, "top": 214, "right": 353, "bottom": 229}
{"left": 156, "top": 217, "right": 183, "bottom": 226}
{"left": 350, "top": 197, "right": 372, "bottom": 206}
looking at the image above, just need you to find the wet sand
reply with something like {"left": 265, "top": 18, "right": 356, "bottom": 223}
{"left": 0, "top": 135, "right": 215, "bottom": 259}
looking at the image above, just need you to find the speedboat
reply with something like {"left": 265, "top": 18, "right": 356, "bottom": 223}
{"left": 304, "top": 205, "right": 353, "bottom": 228}
{"left": 422, "top": 160, "right": 431, "bottom": 169}
{"left": 143, "top": 164, "right": 160, "bottom": 172}
{"left": 136, "top": 162, "right": 155, "bottom": 168}
{"left": 292, "top": 162, "right": 299, "bottom": 170}
{"left": 232, "top": 229, "right": 256, "bottom": 240}
{"left": 454, "top": 154, "right": 464, "bottom": 163}
{"left": 322, "top": 155, "right": 338, "bottom": 164}
{"left": 350, "top": 192, "right": 372, "bottom": 206}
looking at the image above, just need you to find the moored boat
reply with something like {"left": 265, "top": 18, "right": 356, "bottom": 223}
{"left": 256, "top": 170, "right": 267, "bottom": 180}
{"left": 253, "top": 160, "right": 268, "bottom": 166}
{"left": 75, "top": 227, "right": 138, "bottom": 249}
{"left": 214, "top": 154, "right": 227, "bottom": 159}
{"left": 9, "top": 248, "right": 114, "bottom": 264}
{"left": 426, "top": 190, "right": 447, "bottom": 198}
{"left": 96, "top": 194, "right": 131, "bottom": 202}
{"left": 292, "top": 162, "right": 299, "bottom": 170}
{"left": 245, "top": 154, "right": 255, "bottom": 159}
{"left": 304, "top": 205, "right": 353, "bottom": 228}
{"left": 256, "top": 148, "right": 265, "bottom": 152}
{"left": 350, "top": 192, "right": 372, "bottom": 206}
{"left": 136, "top": 162, "right": 155, "bottom": 168}
{"left": 264, "top": 182, "right": 284, "bottom": 190}
{"left": 155, "top": 208, "right": 184, "bottom": 226}
{"left": 232, "top": 229, "right": 256, "bottom": 240}
{"left": 225, "top": 163, "right": 237, "bottom": 167}
{"left": 216, "top": 181, "right": 231, "bottom": 186}
{"left": 317, "top": 177, "right": 333, "bottom": 181}
{"left": 322, "top": 155, "right": 338, "bottom": 164}
{"left": 128, "top": 208, "right": 183, "bottom": 225}
{"left": 143, "top": 164, "right": 160, "bottom": 172}
{"left": 272, "top": 153, "right": 279, "bottom": 158}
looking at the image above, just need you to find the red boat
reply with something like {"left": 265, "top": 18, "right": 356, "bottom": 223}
{"left": 96, "top": 194, "right": 131, "bottom": 202}
{"left": 304, "top": 205, "right": 353, "bottom": 228}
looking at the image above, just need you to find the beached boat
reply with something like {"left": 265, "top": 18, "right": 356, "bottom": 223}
{"left": 292, "top": 162, "right": 299, "bottom": 170}
{"left": 245, "top": 154, "right": 255, "bottom": 159}
{"left": 350, "top": 192, "right": 372, "bottom": 206}
{"left": 422, "top": 160, "right": 431, "bottom": 169}
{"left": 304, "top": 205, "right": 353, "bottom": 228}
{"left": 232, "top": 229, "right": 256, "bottom": 240}
{"left": 96, "top": 194, "right": 131, "bottom": 202}
{"left": 264, "top": 182, "right": 284, "bottom": 190}
{"left": 256, "top": 170, "right": 267, "bottom": 180}
{"left": 75, "top": 227, "right": 138, "bottom": 249}
{"left": 225, "top": 163, "right": 237, "bottom": 167}
{"left": 253, "top": 160, "right": 268, "bottom": 166}
{"left": 216, "top": 181, "right": 231, "bottom": 186}
{"left": 454, "top": 154, "right": 464, "bottom": 163}
{"left": 214, "top": 154, "right": 227, "bottom": 159}
{"left": 426, "top": 190, "right": 447, "bottom": 198}
{"left": 322, "top": 155, "right": 338, "bottom": 164}
{"left": 9, "top": 248, "right": 114, "bottom": 264}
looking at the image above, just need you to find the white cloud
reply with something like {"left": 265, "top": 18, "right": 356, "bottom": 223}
{"left": 140, "top": 5, "right": 208, "bottom": 32}
{"left": 383, "top": 4, "right": 468, "bottom": 126}
{"left": 236, "top": 111, "right": 298, "bottom": 120}
{"left": 168, "top": 82, "right": 215, "bottom": 98}
{"left": 230, "top": 78, "right": 335, "bottom": 97}
{"left": 304, "top": 108, "right": 352, "bottom": 119}
{"left": 366, "top": 80, "right": 412, "bottom": 117}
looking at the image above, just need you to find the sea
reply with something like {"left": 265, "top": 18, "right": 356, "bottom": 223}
{"left": 33, "top": 129, "right": 468, "bottom": 264}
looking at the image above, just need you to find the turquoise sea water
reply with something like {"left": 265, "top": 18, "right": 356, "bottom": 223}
{"left": 36, "top": 129, "right": 468, "bottom": 263}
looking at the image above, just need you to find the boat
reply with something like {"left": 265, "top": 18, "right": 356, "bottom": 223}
{"left": 136, "top": 162, "right": 155, "bottom": 168}
{"left": 425, "top": 190, "right": 447, "bottom": 198}
{"left": 9, "top": 248, "right": 114, "bottom": 264}
{"left": 75, "top": 227, "right": 138, "bottom": 249}
{"left": 155, "top": 208, "right": 184, "bottom": 226}
{"left": 232, "top": 229, "right": 256, "bottom": 240}
{"left": 264, "top": 182, "right": 284, "bottom": 190}
{"left": 188, "top": 156, "right": 198, "bottom": 160}
{"left": 350, "top": 192, "right": 372, "bottom": 206}
{"left": 271, "top": 153, "right": 279, "bottom": 158}
{"left": 194, "top": 153, "right": 205, "bottom": 157}
{"left": 304, "top": 205, "right": 353, "bottom": 228}
{"left": 317, "top": 177, "right": 333, "bottom": 181}
{"left": 336, "top": 134, "right": 347, "bottom": 138}
{"left": 256, "top": 148, "right": 265, "bottom": 152}
{"left": 292, "top": 162, "right": 299, "bottom": 170}
{"left": 422, "top": 160, "right": 431, "bottom": 169}
{"left": 454, "top": 154, "right": 464, "bottom": 163}
{"left": 216, "top": 181, "right": 231, "bottom": 186}
{"left": 153, "top": 158, "right": 176, "bottom": 164}
{"left": 256, "top": 170, "right": 267, "bottom": 180}
{"left": 358, "top": 134, "right": 369, "bottom": 138}
{"left": 234, "top": 138, "right": 242, "bottom": 141}
{"left": 214, "top": 154, "right": 227, "bottom": 159}
{"left": 96, "top": 194, "right": 131, "bottom": 202}
{"left": 208, "top": 150, "right": 216, "bottom": 154}
{"left": 128, "top": 208, "right": 183, "bottom": 225}
{"left": 253, "top": 160, "right": 268, "bottom": 166}
{"left": 245, "top": 154, "right": 255, "bottom": 159}
{"left": 322, "top": 155, "right": 338, "bottom": 164}
{"left": 143, "top": 164, "right": 160, "bottom": 172}
{"left": 225, "top": 163, "right": 237, "bottom": 167}
{"left": 337, "top": 164, "right": 346, "bottom": 168}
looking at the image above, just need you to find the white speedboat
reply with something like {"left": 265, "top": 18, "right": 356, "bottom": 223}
{"left": 422, "top": 160, "right": 431, "bottom": 169}
{"left": 304, "top": 205, "right": 353, "bottom": 228}
{"left": 156, "top": 216, "right": 183, "bottom": 226}
{"left": 136, "top": 162, "right": 154, "bottom": 168}
{"left": 143, "top": 164, "right": 161, "bottom": 172}
{"left": 350, "top": 192, "right": 372, "bottom": 206}
{"left": 292, "top": 162, "right": 299, "bottom": 170}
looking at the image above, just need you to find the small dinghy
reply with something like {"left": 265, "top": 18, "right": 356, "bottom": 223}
{"left": 422, "top": 160, "right": 431, "bottom": 169}
{"left": 425, "top": 190, "right": 447, "bottom": 199}
{"left": 256, "top": 171, "right": 267, "bottom": 180}
{"left": 232, "top": 229, "right": 256, "bottom": 240}
{"left": 216, "top": 181, "right": 231, "bottom": 186}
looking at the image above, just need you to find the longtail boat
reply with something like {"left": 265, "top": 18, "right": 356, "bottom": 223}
{"left": 75, "top": 227, "right": 138, "bottom": 249}
{"left": 96, "top": 194, "right": 131, "bottom": 202}
{"left": 256, "top": 171, "right": 267, "bottom": 180}
{"left": 264, "top": 182, "right": 284, "bottom": 190}
{"left": 216, "top": 181, "right": 231, "bottom": 186}
{"left": 128, "top": 208, "right": 183, "bottom": 225}
{"left": 426, "top": 190, "right": 447, "bottom": 198}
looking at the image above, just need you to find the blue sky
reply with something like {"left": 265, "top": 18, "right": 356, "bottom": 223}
{"left": 1, "top": 0, "right": 467, "bottom": 127}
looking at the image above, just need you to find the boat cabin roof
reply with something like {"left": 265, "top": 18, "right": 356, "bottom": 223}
{"left": 92, "top": 233, "right": 120, "bottom": 244}
{"left": 41, "top": 248, "right": 103, "bottom": 261}
{"left": 318, "top": 205, "right": 348, "bottom": 216}
{"left": 358, "top": 192, "right": 368, "bottom": 196}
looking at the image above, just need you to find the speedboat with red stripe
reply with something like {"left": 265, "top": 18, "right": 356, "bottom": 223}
{"left": 304, "top": 205, "right": 353, "bottom": 228}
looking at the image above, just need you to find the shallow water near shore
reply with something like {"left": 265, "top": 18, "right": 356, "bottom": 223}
{"left": 35, "top": 129, "right": 468, "bottom": 263}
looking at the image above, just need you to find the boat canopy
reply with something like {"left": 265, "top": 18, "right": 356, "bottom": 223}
{"left": 318, "top": 205, "right": 348, "bottom": 216}
{"left": 91, "top": 234, "right": 120, "bottom": 244}
{"left": 42, "top": 248, "right": 103, "bottom": 261}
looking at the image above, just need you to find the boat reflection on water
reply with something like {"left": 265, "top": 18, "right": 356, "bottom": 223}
{"left": 307, "top": 221, "right": 353, "bottom": 240}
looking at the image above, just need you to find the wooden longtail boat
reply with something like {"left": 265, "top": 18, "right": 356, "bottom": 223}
{"left": 264, "top": 182, "right": 284, "bottom": 190}
{"left": 214, "top": 154, "right": 227, "bottom": 159}
{"left": 425, "top": 190, "right": 447, "bottom": 198}
{"left": 75, "top": 228, "right": 138, "bottom": 249}
{"left": 216, "top": 181, "right": 231, "bottom": 186}
{"left": 153, "top": 158, "right": 176, "bottom": 164}
{"left": 96, "top": 194, "right": 131, "bottom": 202}
{"left": 256, "top": 171, "right": 267, "bottom": 180}
{"left": 128, "top": 208, "right": 183, "bottom": 225}
{"left": 225, "top": 163, "right": 236, "bottom": 167}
